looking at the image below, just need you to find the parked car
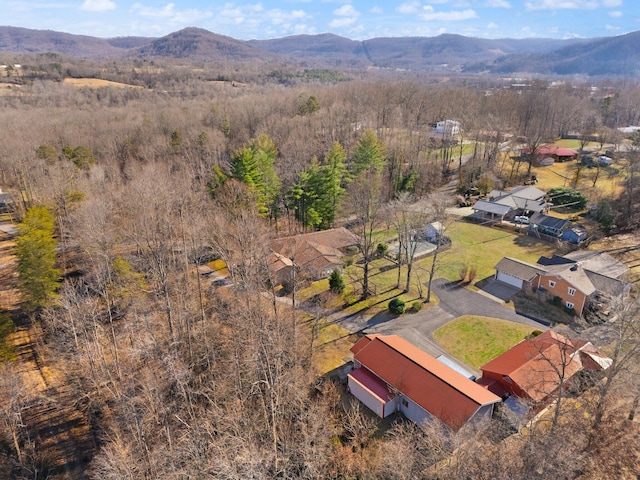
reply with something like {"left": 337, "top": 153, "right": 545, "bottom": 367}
{"left": 598, "top": 155, "right": 613, "bottom": 166}
{"left": 514, "top": 216, "right": 530, "bottom": 224}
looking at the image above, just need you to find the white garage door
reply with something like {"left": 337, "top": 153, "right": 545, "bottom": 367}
{"left": 496, "top": 271, "right": 523, "bottom": 289}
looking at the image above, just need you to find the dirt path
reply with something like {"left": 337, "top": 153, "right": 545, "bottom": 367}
{"left": 0, "top": 228, "right": 94, "bottom": 479}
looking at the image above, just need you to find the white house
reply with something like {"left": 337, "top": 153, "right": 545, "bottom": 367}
{"left": 425, "top": 221, "right": 444, "bottom": 242}
{"left": 434, "top": 119, "right": 461, "bottom": 135}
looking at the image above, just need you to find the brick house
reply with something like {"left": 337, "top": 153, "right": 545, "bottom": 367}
{"left": 479, "top": 330, "right": 611, "bottom": 407}
{"left": 269, "top": 227, "right": 358, "bottom": 283}
{"left": 494, "top": 251, "right": 630, "bottom": 315}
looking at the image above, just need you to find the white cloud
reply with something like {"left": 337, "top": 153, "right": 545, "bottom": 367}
{"left": 487, "top": 22, "right": 499, "bottom": 29}
{"left": 131, "top": 2, "right": 214, "bottom": 25}
{"left": 329, "top": 4, "right": 360, "bottom": 28}
{"left": 429, "top": 0, "right": 470, "bottom": 4}
{"left": 608, "top": 10, "right": 622, "bottom": 17}
{"left": 333, "top": 4, "right": 359, "bottom": 17}
{"left": 605, "top": 23, "right": 620, "bottom": 30}
{"left": 81, "top": 0, "right": 116, "bottom": 12}
{"left": 396, "top": 1, "right": 420, "bottom": 14}
{"left": 486, "top": 0, "right": 511, "bottom": 7}
{"left": 329, "top": 17, "right": 356, "bottom": 27}
{"left": 525, "top": 0, "right": 621, "bottom": 10}
{"left": 370, "top": 6, "right": 383, "bottom": 14}
{"left": 268, "top": 9, "right": 307, "bottom": 26}
{"left": 420, "top": 6, "right": 478, "bottom": 21}
{"left": 131, "top": 2, "right": 174, "bottom": 18}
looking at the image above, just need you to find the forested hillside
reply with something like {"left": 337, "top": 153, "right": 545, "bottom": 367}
{"left": 0, "top": 60, "right": 639, "bottom": 478}
{"left": 2, "top": 26, "right": 640, "bottom": 76}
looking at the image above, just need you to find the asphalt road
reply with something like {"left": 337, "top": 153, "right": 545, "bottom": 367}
{"left": 333, "top": 277, "right": 548, "bottom": 373}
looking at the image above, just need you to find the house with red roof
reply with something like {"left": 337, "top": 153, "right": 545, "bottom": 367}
{"left": 348, "top": 335, "right": 501, "bottom": 431}
{"left": 521, "top": 145, "right": 578, "bottom": 164}
{"left": 479, "top": 330, "right": 611, "bottom": 407}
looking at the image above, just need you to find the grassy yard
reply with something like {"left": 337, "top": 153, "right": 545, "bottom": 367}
{"left": 532, "top": 161, "right": 626, "bottom": 201}
{"left": 433, "top": 221, "right": 555, "bottom": 284}
{"left": 498, "top": 151, "right": 627, "bottom": 205}
{"left": 298, "top": 259, "right": 434, "bottom": 319}
{"left": 433, "top": 315, "right": 536, "bottom": 369}
{"left": 310, "top": 319, "right": 356, "bottom": 375}
{"left": 297, "top": 219, "right": 554, "bottom": 372}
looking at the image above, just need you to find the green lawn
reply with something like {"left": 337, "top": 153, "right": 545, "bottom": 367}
{"left": 433, "top": 315, "right": 536, "bottom": 369}
{"left": 433, "top": 221, "right": 555, "bottom": 284}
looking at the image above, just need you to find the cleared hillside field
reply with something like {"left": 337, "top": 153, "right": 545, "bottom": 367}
{"left": 63, "top": 77, "right": 143, "bottom": 88}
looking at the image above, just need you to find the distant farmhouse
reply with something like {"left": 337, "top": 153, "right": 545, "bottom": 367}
{"left": 433, "top": 119, "right": 461, "bottom": 135}
{"left": 520, "top": 146, "right": 578, "bottom": 165}
{"left": 494, "top": 250, "right": 630, "bottom": 315}
{"left": 348, "top": 335, "right": 501, "bottom": 431}
{"left": 269, "top": 227, "right": 358, "bottom": 285}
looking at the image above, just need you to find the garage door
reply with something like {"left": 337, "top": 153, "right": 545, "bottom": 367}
{"left": 496, "top": 271, "right": 523, "bottom": 289}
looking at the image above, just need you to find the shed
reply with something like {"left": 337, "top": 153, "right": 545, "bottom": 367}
{"left": 561, "top": 226, "right": 588, "bottom": 244}
{"left": 425, "top": 221, "right": 444, "bottom": 242}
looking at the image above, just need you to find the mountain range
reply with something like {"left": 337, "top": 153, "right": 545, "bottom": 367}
{"left": 1, "top": 26, "right": 639, "bottom": 78}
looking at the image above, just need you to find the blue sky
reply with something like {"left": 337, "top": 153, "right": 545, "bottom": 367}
{"left": 1, "top": 0, "right": 637, "bottom": 40}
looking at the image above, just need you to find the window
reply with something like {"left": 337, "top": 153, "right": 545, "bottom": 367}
{"left": 568, "top": 288, "right": 576, "bottom": 296}
{"left": 548, "top": 280, "right": 556, "bottom": 288}
{"left": 401, "top": 399, "right": 409, "bottom": 408}
{"left": 566, "top": 301, "right": 574, "bottom": 309}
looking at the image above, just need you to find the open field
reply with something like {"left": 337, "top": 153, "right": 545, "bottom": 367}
{"left": 433, "top": 315, "right": 536, "bottom": 369}
{"left": 0, "top": 82, "right": 27, "bottom": 96}
{"left": 63, "top": 78, "right": 143, "bottom": 89}
{"left": 506, "top": 158, "right": 628, "bottom": 200}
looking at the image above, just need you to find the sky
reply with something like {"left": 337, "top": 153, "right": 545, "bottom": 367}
{"left": 1, "top": 0, "right": 638, "bottom": 41}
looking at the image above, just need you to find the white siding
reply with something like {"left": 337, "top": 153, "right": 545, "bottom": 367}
{"left": 347, "top": 375, "right": 386, "bottom": 418}
{"left": 471, "top": 403, "right": 494, "bottom": 423}
{"left": 398, "top": 396, "right": 432, "bottom": 426}
{"left": 496, "top": 271, "right": 524, "bottom": 289}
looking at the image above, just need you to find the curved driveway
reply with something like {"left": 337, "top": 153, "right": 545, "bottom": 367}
{"left": 335, "top": 277, "right": 547, "bottom": 372}
{"left": 431, "top": 278, "right": 544, "bottom": 326}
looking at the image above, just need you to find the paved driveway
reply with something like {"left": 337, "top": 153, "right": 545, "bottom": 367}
{"left": 333, "top": 277, "right": 547, "bottom": 372}
{"left": 431, "top": 278, "right": 542, "bottom": 327}
{"left": 479, "top": 278, "right": 521, "bottom": 302}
